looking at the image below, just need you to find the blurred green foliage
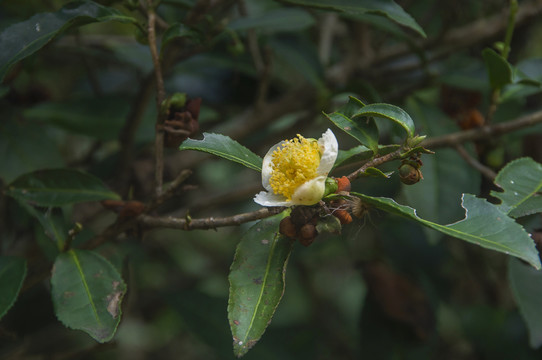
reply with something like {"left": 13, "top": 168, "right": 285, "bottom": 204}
{"left": 2, "top": 0, "right": 542, "bottom": 359}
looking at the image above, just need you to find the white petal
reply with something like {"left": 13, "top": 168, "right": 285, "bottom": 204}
{"left": 316, "top": 129, "right": 338, "bottom": 176}
{"left": 290, "top": 176, "right": 326, "bottom": 205}
{"left": 254, "top": 191, "right": 292, "bottom": 207}
{"left": 261, "top": 140, "right": 286, "bottom": 191}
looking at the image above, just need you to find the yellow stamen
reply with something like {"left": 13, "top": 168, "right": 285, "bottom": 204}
{"left": 269, "top": 134, "right": 321, "bottom": 200}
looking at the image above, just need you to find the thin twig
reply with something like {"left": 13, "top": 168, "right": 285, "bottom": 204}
{"left": 146, "top": 2, "right": 167, "bottom": 196}
{"left": 139, "top": 207, "right": 284, "bottom": 230}
{"left": 454, "top": 144, "right": 497, "bottom": 181}
{"left": 146, "top": 169, "right": 193, "bottom": 211}
{"left": 346, "top": 149, "right": 404, "bottom": 182}
{"left": 486, "top": 0, "right": 520, "bottom": 124}
{"left": 422, "top": 109, "right": 542, "bottom": 149}
{"left": 117, "top": 73, "right": 155, "bottom": 193}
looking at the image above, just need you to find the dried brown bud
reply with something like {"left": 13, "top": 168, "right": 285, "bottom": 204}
{"left": 279, "top": 217, "right": 297, "bottom": 239}
{"left": 336, "top": 176, "right": 351, "bottom": 193}
{"left": 298, "top": 223, "right": 317, "bottom": 246}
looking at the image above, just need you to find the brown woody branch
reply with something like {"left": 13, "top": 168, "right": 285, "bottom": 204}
{"left": 346, "top": 148, "right": 403, "bottom": 182}
{"left": 422, "top": 109, "right": 542, "bottom": 149}
{"left": 139, "top": 207, "right": 284, "bottom": 230}
{"left": 146, "top": 3, "right": 167, "bottom": 197}
{"left": 454, "top": 144, "right": 497, "bottom": 181}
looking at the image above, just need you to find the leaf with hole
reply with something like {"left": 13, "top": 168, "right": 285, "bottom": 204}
{"left": 51, "top": 249, "right": 126, "bottom": 343}
{"left": 491, "top": 157, "right": 542, "bottom": 218}
{"left": 180, "top": 133, "right": 263, "bottom": 171}
{"left": 228, "top": 212, "right": 293, "bottom": 357}
{"left": 352, "top": 192, "right": 541, "bottom": 269}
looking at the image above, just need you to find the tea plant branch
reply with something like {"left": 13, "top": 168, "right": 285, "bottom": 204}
{"left": 139, "top": 207, "right": 284, "bottom": 230}
{"left": 146, "top": 169, "right": 193, "bottom": 211}
{"left": 422, "top": 109, "right": 542, "bottom": 149}
{"left": 346, "top": 148, "right": 404, "bottom": 182}
{"left": 146, "top": 1, "right": 167, "bottom": 197}
{"left": 454, "top": 144, "right": 497, "bottom": 181}
{"left": 117, "top": 73, "right": 155, "bottom": 193}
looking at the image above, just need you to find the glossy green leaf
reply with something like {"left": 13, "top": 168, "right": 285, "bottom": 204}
{"left": 228, "top": 212, "right": 294, "bottom": 357}
{"left": 352, "top": 103, "right": 415, "bottom": 138}
{"left": 51, "top": 249, "right": 126, "bottom": 343}
{"left": 279, "top": 0, "right": 425, "bottom": 37}
{"left": 509, "top": 257, "right": 542, "bottom": 348}
{"left": 324, "top": 111, "right": 379, "bottom": 153}
{"left": 352, "top": 192, "right": 541, "bottom": 269}
{"left": 0, "top": 0, "right": 138, "bottom": 82}
{"left": 228, "top": 8, "right": 315, "bottom": 33}
{"left": 482, "top": 48, "right": 513, "bottom": 90}
{"left": 7, "top": 169, "right": 120, "bottom": 206}
{"left": 491, "top": 157, "right": 542, "bottom": 218}
{"left": 180, "top": 133, "right": 263, "bottom": 172}
{"left": 0, "top": 257, "right": 27, "bottom": 320}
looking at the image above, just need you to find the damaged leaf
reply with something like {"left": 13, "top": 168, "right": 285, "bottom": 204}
{"left": 51, "top": 249, "right": 126, "bottom": 343}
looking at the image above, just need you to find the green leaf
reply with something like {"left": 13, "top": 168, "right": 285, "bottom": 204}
{"left": 352, "top": 103, "right": 415, "bottom": 138}
{"left": 161, "top": 23, "right": 203, "bottom": 54}
{"left": 482, "top": 48, "right": 513, "bottom": 90}
{"left": 7, "top": 169, "right": 120, "bottom": 207}
{"left": 339, "top": 96, "right": 367, "bottom": 117}
{"left": 509, "top": 257, "right": 542, "bottom": 348}
{"left": 228, "top": 8, "right": 315, "bottom": 33}
{"left": 352, "top": 192, "right": 541, "bottom": 269}
{"left": 16, "top": 202, "right": 68, "bottom": 251}
{"left": 0, "top": 256, "right": 27, "bottom": 320}
{"left": 51, "top": 249, "right": 126, "bottom": 343}
{"left": 491, "top": 157, "right": 542, "bottom": 218}
{"left": 179, "top": 133, "right": 263, "bottom": 172}
{"left": 228, "top": 212, "right": 294, "bottom": 357}
{"left": 23, "top": 96, "right": 132, "bottom": 141}
{"left": 278, "top": 0, "right": 425, "bottom": 37}
{"left": 362, "top": 167, "right": 392, "bottom": 178}
{"left": 324, "top": 111, "right": 379, "bottom": 153}
{"left": 0, "top": 0, "right": 138, "bottom": 82}
{"left": 0, "top": 117, "right": 64, "bottom": 183}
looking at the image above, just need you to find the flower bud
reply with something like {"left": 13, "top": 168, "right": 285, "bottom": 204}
{"left": 398, "top": 163, "right": 423, "bottom": 185}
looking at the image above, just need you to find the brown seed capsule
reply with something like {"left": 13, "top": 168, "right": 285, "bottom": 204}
{"left": 398, "top": 163, "right": 423, "bottom": 185}
{"left": 299, "top": 223, "right": 317, "bottom": 246}
{"left": 279, "top": 217, "right": 297, "bottom": 239}
{"left": 334, "top": 209, "right": 353, "bottom": 225}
